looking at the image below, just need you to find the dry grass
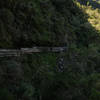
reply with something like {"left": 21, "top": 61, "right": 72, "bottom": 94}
{"left": 76, "top": 2, "right": 100, "bottom": 32}
{"left": 85, "top": 7, "right": 100, "bottom": 31}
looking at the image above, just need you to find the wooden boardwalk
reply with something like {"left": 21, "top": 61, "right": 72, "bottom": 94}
{"left": 0, "top": 47, "right": 67, "bottom": 57}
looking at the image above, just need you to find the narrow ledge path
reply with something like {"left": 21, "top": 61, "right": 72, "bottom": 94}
{"left": 0, "top": 47, "right": 67, "bottom": 57}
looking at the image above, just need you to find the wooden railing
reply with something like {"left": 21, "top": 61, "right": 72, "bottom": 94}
{"left": 0, "top": 47, "right": 67, "bottom": 57}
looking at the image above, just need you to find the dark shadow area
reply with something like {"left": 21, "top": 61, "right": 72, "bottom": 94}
{"left": 77, "top": 0, "right": 100, "bottom": 9}
{"left": 0, "top": 0, "right": 100, "bottom": 100}
{"left": 0, "top": 0, "right": 99, "bottom": 48}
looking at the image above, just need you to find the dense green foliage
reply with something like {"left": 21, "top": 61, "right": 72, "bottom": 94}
{"left": 0, "top": 0, "right": 100, "bottom": 100}
{"left": 0, "top": 0, "right": 98, "bottom": 48}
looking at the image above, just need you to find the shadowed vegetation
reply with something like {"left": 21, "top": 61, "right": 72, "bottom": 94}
{"left": 77, "top": 0, "right": 100, "bottom": 9}
{"left": 0, "top": 0, "right": 100, "bottom": 100}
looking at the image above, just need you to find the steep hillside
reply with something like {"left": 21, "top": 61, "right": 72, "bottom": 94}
{"left": 0, "top": 0, "right": 100, "bottom": 100}
{"left": 0, "top": 0, "right": 98, "bottom": 48}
